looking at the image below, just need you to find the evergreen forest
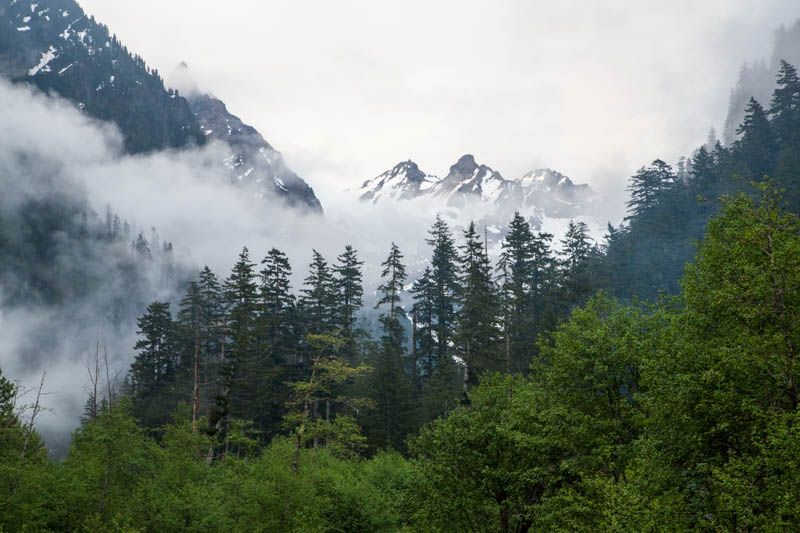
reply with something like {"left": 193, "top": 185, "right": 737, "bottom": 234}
{"left": 3, "top": 28, "right": 800, "bottom": 533}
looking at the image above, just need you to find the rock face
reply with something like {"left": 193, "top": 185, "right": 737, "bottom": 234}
{"left": 0, "top": 0, "right": 323, "bottom": 212}
{"left": 187, "top": 90, "right": 322, "bottom": 213}
{"left": 357, "top": 160, "right": 438, "bottom": 203}
{"left": 358, "top": 154, "right": 594, "bottom": 219}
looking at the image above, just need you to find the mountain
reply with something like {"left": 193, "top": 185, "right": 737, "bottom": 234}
{"left": 0, "top": 0, "right": 204, "bottom": 153}
{"left": 358, "top": 154, "right": 595, "bottom": 219}
{"left": 0, "top": 0, "right": 322, "bottom": 212}
{"left": 357, "top": 160, "right": 438, "bottom": 203}
{"left": 722, "top": 19, "right": 800, "bottom": 145}
{"left": 172, "top": 63, "right": 322, "bottom": 213}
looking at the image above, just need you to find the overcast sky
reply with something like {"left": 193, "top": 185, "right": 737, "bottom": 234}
{"left": 78, "top": 0, "right": 800, "bottom": 202}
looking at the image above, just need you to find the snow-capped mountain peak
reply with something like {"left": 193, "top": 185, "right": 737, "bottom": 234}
{"left": 165, "top": 62, "right": 322, "bottom": 213}
{"left": 432, "top": 154, "right": 514, "bottom": 208}
{"left": 358, "top": 154, "right": 595, "bottom": 220}
{"left": 358, "top": 160, "right": 438, "bottom": 203}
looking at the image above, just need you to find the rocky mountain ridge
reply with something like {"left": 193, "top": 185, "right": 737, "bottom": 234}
{"left": 358, "top": 154, "right": 595, "bottom": 219}
{"left": 0, "top": 0, "right": 322, "bottom": 212}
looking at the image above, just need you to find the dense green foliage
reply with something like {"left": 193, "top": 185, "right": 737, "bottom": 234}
{"left": 4, "top": 29, "right": 800, "bottom": 533}
{"left": 601, "top": 59, "right": 800, "bottom": 301}
{"left": 3, "top": 184, "right": 800, "bottom": 531}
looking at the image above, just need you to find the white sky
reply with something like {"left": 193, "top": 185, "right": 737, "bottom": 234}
{"left": 79, "top": 0, "right": 800, "bottom": 203}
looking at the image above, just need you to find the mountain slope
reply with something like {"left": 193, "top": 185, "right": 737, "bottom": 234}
{"left": 0, "top": 0, "right": 204, "bottom": 153}
{"left": 0, "top": 0, "right": 322, "bottom": 212}
{"left": 186, "top": 84, "right": 322, "bottom": 212}
{"left": 357, "top": 160, "right": 438, "bottom": 203}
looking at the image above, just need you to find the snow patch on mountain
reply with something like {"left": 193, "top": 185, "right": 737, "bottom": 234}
{"left": 356, "top": 154, "right": 605, "bottom": 245}
{"left": 359, "top": 154, "right": 597, "bottom": 219}
{"left": 169, "top": 62, "right": 323, "bottom": 213}
{"left": 28, "top": 46, "right": 56, "bottom": 75}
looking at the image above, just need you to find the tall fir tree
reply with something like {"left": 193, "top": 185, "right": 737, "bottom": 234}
{"left": 411, "top": 266, "right": 437, "bottom": 382}
{"left": 455, "top": 222, "right": 500, "bottom": 395}
{"left": 734, "top": 97, "right": 776, "bottom": 179}
{"left": 299, "top": 250, "right": 337, "bottom": 336}
{"left": 259, "top": 248, "right": 297, "bottom": 361}
{"left": 425, "top": 215, "right": 460, "bottom": 367}
{"left": 333, "top": 245, "right": 364, "bottom": 360}
{"left": 255, "top": 248, "right": 298, "bottom": 439}
{"left": 769, "top": 60, "right": 800, "bottom": 147}
{"left": 130, "top": 301, "right": 177, "bottom": 428}
{"left": 558, "top": 221, "right": 595, "bottom": 307}
{"left": 368, "top": 242, "right": 415, "bottom": 450}
{"left": 690, "top": 145, "right": 716, "bottom": 192}
{"left": 626, "top": 159, "right": 677, "bottom": 221}
{"left": 131, "top": 301, "right": 175, "bottom": 395}
{"left": 209, "top": 248, "right": 258, "bottom": 445}
{"left": 498, "top": 213, "right": 537, "bottom": 373}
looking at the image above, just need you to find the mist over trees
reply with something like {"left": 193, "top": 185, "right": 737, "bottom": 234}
{"left": 4, "top": 8, "right": 800, "bottom": 532}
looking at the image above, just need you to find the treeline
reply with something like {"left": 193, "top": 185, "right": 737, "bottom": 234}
{"left": 2, "top": 57, "right": 800, "bottom": 533}
{"left": 603, "top": 60, "right": 800, "bottom": 299}
{"left": 1, "top": 184, "right": 797, "bottom": 531}
{"left": 118, "top": 59, "right": 800, "bottom": 459}
{"left": 0, "top": 189, "right": 176, "bottom": 312}
{"left": 122, "top": 210, "right": 600, "bottom": 454}
{"left": 1, "top": 0, "right": 205, "bottom": 153}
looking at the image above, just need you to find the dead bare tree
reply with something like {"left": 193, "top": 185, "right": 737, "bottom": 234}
{"left": 101, "top": 340, "right": 113, "bottom": 414}
{"left": 82, "top": 338, "right": 102, "bottom": 422}
{"left": 82, "top": 336, "right": 117, "bottom": 420}
{"left": 8, "top": 371, "right": 47, "bottom": 500}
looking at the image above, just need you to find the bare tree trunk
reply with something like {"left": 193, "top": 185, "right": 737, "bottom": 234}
{"left": 100, "top": 340, "right": 113, "bottom": 414}
{"left": 193, "top": 331, "right": 200, "bottom": 432}
{"left": 209, "top": 321, "right": 227, "bottom": 463}
{"left": 463, "top": 340, "right": 470, "bottom": 397}
{"left": 412, "top": 308, "right": 419, "bottom": 392}
{"left": 505, "top": 325, "right": 510, "bottom": 375}
{"left": 9, "top": 372, "right": 46, "bottom": 501}
{"left": 83, "top": 339, "right": 101, "bottom": 422}
{"left": 292, "top": 359, "right": 319, "bottom": 473}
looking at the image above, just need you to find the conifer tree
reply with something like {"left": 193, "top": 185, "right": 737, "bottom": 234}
{"left": 255, "top": 248, "right": 300, "bottom": 439}
{"left": 734, "top": 98, "right": 776, "bottom": 179}
{"left": 299, "top": 250, "right": 337, "bottom": 336}
{"left": 210, "top": 248, "right": 258, "bottom": 444}
{"left": 176, "top": 280, "right": 202, "bottom": 397}
{"left": 769, "top": 60, "right": 800, "bottom": 146}
{"left": 425, "top": 215, "right": 460, "bottom": 367}
{"left": 498, "top": 213, "right": 537, "bottom": 372}
{"left": 198, "top": 266, "right": 223, "bottom": 360}
{"left": 369, "top": 242, "right": 414, "bottom": 450}
{"left": 411, "top": 267, "right": 437, "bottom": 381}
{"left": 455, "top": 222, "right": 499, "bottom": 395}
{"left": 259, "top": 248, "right": 296, "bottom": 356}
{"left": 130, "top": 301, "right": 177, "bottom": 427}
{"left": 690, "top": 145, "right": 716, "bottom": 191}
{"left": 558, "top": 221, "right": 595, "bottom": 306}
{"left": 530, "top": 231, "right": 555, "bottom": 304}
{"left": 333, "top": 245, "right": 364, "bottom": 357}
{"left": 224, "top": 247, "right": 259, "bottom": 365}
{"left": 133, "top": 232, "right": 151, "bottom": 259}
{"left": 131, "top": 301, "right": 175, "bottom": 394}
{"left": 626, "top": 159, "right": 676, "bottom": 220}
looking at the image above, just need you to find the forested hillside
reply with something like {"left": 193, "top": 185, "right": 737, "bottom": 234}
{"left": 2, "top": 51, "right": 800, "bottom": 530}
{"left": 1, "top": 181, "right": 797, "bottom": 531}
{"left": 0, "top": 0, "right": 204, "bottom": 153}
{"left": 602, "top": 60, "right": 800, "bottom": 300}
